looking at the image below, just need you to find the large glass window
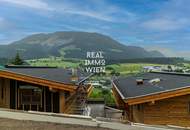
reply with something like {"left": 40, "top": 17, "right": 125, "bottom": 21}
{"left": 19, "top": 85, "right": 42, "bottom": 105}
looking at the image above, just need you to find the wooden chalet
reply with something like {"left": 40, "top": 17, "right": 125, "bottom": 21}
{"left": 0, "top": 65, "right": 93, "bottom": 114}
{"left": 112, "top": 72, "right": 190, "bottom": 127}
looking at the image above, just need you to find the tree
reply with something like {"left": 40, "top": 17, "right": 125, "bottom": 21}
{"left": 115, "top": 72, "right": 120, "bottom": 76}
{"left": 11, "top": 52, "right": 24, "bottom": 65}
{"left": 167, "top": 65, "right": 172, "bottom": 72}
{"left": 110, "top": 70, "right": 116, "bottom": 75}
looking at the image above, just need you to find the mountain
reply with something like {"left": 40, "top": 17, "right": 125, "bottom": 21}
{"left": 0, "top": 31, "right": 164, "bottom": 60}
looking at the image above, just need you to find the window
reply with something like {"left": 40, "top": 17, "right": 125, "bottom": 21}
{"left": 19, "top": 85, "right": 42, "bottom": 105}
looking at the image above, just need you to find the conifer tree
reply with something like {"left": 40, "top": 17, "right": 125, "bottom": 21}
{"left": 11, "top": 52, "right": 24, "bottom": 65}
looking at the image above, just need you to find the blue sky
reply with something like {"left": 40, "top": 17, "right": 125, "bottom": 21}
{"left": 0, "top": 0, "right": 190, "bottom": 57}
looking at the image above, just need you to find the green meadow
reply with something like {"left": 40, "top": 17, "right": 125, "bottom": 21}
{"left": 27, "top": 57, "right": 164, "bottom": 75}
{"left": 106, "top": 63, "right": 164, "bottom": 76}
{"left": 27, "top": 57, "right": 81, "bottom": 68}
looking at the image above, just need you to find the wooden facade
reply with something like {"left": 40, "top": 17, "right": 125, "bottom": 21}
{"left": 112, "top": 84, "right": 190, "bottom": 127}
{"left": 0, "top": 78, "right": 10, "bottom": 108}
{"left": 0, "top": 77, "right": 64, "bottom": 113}
{"left": 0, "top": 71, "right": 92, "bottom": 114}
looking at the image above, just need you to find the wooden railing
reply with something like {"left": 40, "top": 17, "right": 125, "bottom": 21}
{"left": 64, "top": 92, "right": 77, "bottom": 113}
{"left": 64, "top": 85, "right": 89, "bottom": 114}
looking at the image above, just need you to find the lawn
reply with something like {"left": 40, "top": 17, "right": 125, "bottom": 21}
{"left": 106, "top": 63, "right": 164, "bottom": 76}
{"left": 27, "top": 57, "right": 81, "bottom": 68}
{"left": 27, "top": 57, "right": 164, "bottom": 76}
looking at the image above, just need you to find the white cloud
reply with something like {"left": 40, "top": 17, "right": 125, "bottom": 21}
{"left": 0, "top": 17, "right": 14, "bottom": 30}
{"left": 146, "top": 46, "right": 190, "bottom": 58}
{"left": 0, "top": 0, "right": 135, "bottom": 22}
{"left": 0, "top": 0, "right": 54, "bottom": 11}
{"left": 142, "top": 18, "right": 188, "bottom": 31}
{"left": 63, "top": 9, "right": 113, "bottom": 22}
{"left": 56, "top": 0, "right": 136, "bottom": 22}
{"left": 141, "top": 0, "right": 190, "bottom": 31}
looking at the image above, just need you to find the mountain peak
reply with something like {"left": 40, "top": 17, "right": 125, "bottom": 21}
{"left": 0, "top": 31, "right": 164, "bottom": 60}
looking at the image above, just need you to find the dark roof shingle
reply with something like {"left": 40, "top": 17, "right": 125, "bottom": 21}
{"left": 1, "top": 66, "right": 90, "bottom": 85}
{"left": 113, "top": 72, "right": 190, "bottom": 99}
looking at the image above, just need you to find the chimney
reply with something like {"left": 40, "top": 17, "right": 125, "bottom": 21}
{"left": 136, "top": 78, "right": 143, "bottom": 85}
{"left": 70, "top": 68, "right": 78, "bottom": 82}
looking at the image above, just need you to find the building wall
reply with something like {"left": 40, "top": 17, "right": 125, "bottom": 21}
{"left": 0, "top": 77, "right": 76, "bottom": 114}
{"left": 0, "top": 78, "right": 10, "bottom": 108}
{"left": 130, "top": 94, "right": 190, "bottom": 127}
{"left": 131, "top": 104, "right": 144, "bottom": 123}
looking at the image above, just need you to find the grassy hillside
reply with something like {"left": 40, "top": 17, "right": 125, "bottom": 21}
{"left": 27, "top": 57, "right": 166, "bottom": 76}
{"left": 106, "top": 63, "right": 164, "bottom": 76}
{"left": 27, "top": 57, "right": 165, "bottom": 74}
{"left": 27, "top": 57, "right": 81, "bottom": 68}
{"left": 0, "top": 31, "right": 164, "bottom": 60}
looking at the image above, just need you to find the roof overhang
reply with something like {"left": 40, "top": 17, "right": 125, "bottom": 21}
{"left": 124, "top": 86, "right": 190, "bottom": 105}
{"left": 0, "top": 70, "right": 77, "bottom": 92}
{"left": 111, "top": 80, "right": 125, "bottom": 99}
{"left": 112, "top": 80, "right": 190, "bottom": 105}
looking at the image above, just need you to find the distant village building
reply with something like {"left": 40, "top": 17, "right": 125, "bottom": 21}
{"left": 0, "top": 65, "right": 93, "bottom": 114}
{"left": 112, "top": 72, "right": 190, "bottom": 127}
{"left": 143, "top": 66, "right": 162, "bottom": 72}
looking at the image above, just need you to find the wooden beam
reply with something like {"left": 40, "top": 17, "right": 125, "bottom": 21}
{"left": 51, "top": 92, "right": 53, "bottom": 112}
{"left": 87, "top": 84, "right": 93, "bottom": 97}
{"left": 59, "top": 91, "right": 65, "bottom": 113}
{"left": 112, "top": 85, "right": 125, "bottom": 109}
{"left": 43, "top": 87, "right": 46, "bottom": 112}
{"left": 125, "top": 86, "right": 190, "bottom": 105}
{"left": 0, "top": 70, "right": 76, "bottom": 92}
{"left": 15, "top": 81, "right": 17, "bottom": 109}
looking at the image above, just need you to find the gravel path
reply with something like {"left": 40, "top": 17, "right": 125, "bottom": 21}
{"left": 0, "top": 118, "right": 111, "bottom": 130}
{"left": 0, "top": 109, "right": 173, "bottom": 130}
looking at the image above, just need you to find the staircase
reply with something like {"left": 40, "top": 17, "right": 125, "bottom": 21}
{"left": 64, "top": 85, "right": 88, "bottom": 115}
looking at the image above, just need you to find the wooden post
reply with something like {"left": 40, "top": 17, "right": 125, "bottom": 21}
{"left": 44, "top": 87, "right": 46, "bottom": 112}
{"left": 129, "top": 106, "right": 133, "bottom": 121}
{"left": 18, "top": 87, "right": 20, "bottom": 109}
{"left": 51, "top": 92, "right": 53, "bottom": 112}
{"left": 37, "top": 104, "right": 39, "bottom": 111}
{"left": 15, "top": 81, "right": 18, "bottom": 109}
{"left": 59, "top": 91, "right": 65, "bottom": 113}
